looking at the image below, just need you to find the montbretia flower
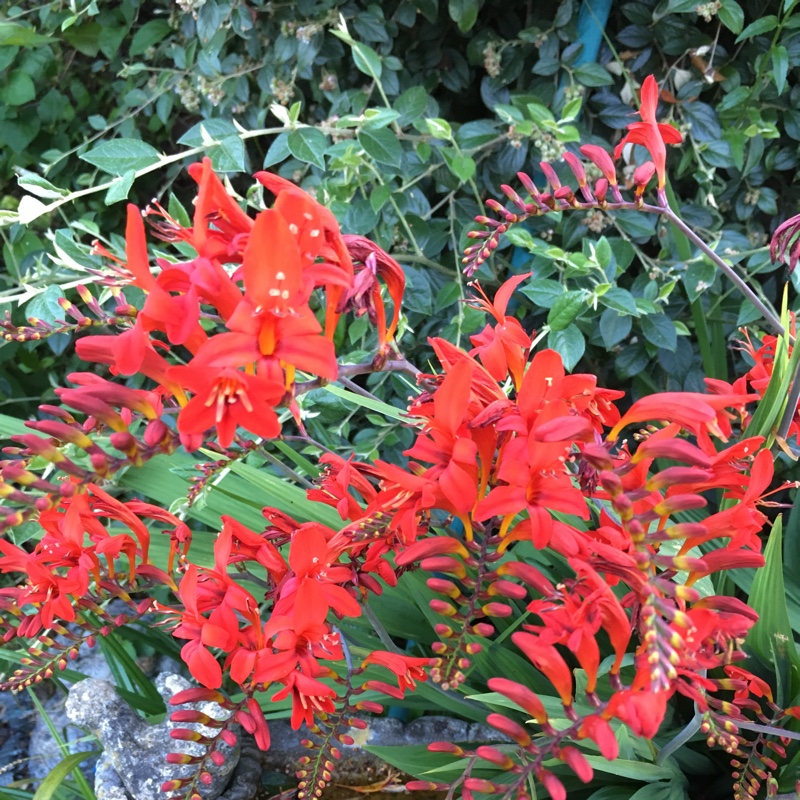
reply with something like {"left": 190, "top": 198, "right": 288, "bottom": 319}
{"left": 171, "top": 365, "right": 285, "bottom": 449}
{"left": 614, "top": 75, "right": 683, "bottom": 191}
{"left": 770, "top": 212, "right": 800, "bottom": 274}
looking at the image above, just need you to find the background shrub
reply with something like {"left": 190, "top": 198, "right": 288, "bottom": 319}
{"left": 2, "top": 0, "right": 799, "bottom": 444}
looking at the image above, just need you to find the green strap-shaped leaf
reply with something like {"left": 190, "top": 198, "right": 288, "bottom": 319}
{"left": 747, "top": 517, "right": 800, "bottom": 700}
{"left": 31, "top": 752, "right": 96, "bottom": 800}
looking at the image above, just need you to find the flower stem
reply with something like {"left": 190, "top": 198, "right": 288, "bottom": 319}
{"left": 662, "top": 206, "right": 786, "bottom": 338}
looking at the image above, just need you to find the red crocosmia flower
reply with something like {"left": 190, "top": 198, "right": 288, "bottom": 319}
{"left": 173, "top": 566, "right": 239, "bottom": 689}
{"left": 339, "top": 235, "right": 406, "bottom": 355}
{"left": 278, "top": 525, "right": 361, "bottom": 619}
{"left": 75, "top": 334, "right": 188, "bottom": 403}
{"left": 607, "top": 391, "right": 759, "bottom": 451}
{"left": 171, "top": 364, "right": 284, "bottom": 449}
{"left": 222, "top": 208, "right": 338, "bottom": 382}
{"left": 770, "top": 212, "right": 800, "bottom": 274}
{"left": 604, "top": 688, "right": 669, "bottom": 738}
{"left": 512, "top": 632, "right": 574, "bottom": 706}
{"left": 395, "top": 536, "right": 470, "bottom": 566}
{"left": 254, "top": 170, "right": 355, "bottom": 338}
{"left": 579, "top": 145, "right": 618, "bottom": 187}
{"left": 242, "top": 697, "right": 271, "bottom": 751}
{"left": 109, "top": 206, "right": 208, "bottom": 355}
{"left": 404, "top": 358, "right": 480, "bottom": 516}
{"left": 188, "top": 157, "right": 254, "bottom": 260}
{"left": 261, "top": 582, "right": 343, "bottom": 680}
{"left": 476, "top": 440, "right": 589, "bottom": 549}
{"left": 271, "top": 669, "right": 337, "bottom": 730}
{"left": 220, "top": 516, "right": 287, "bottom": 583}
{"left": 578, "top": 715, "right": 619, "bottom": 760}
{"left": 467, "top": 273, "right": 533, "bottom": 389}
{"left": 723, "top": 665, "right": 774, "bottom": 704}
{"left": 307, "top": 453, "right": 378, "bottom": 520}
{"left": 488, "top": 677, "right": 548, "bottom": 724}
{"left": 614, "top": 75, "right": 683, "bottom": 190}
{"left": 362, "top": 651, "right": 430, "bottom": 694}
{"left": 429, "top": 337, "right": 508, "bottom": 408}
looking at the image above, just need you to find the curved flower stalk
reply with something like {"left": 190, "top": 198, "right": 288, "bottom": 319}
{"left": 463, "top": 74, "right": 786, "bottom": 339}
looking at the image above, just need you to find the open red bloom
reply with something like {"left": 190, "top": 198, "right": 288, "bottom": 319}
{"left": 171, "top": 364, "right": 284, "bottom": 448}
{"left": 468, "top": 273, "right": 533, "bottom": 389}
{"left": 362, "top": 651, "right": 430, "bottom": 694}
{"left": 614, "top": 75, "right": 683, "bottom": 190}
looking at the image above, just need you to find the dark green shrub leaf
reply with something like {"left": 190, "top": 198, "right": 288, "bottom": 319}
{"left": 641, "top": 313, "right": 677, "bottom": 351}
{"left": 682, "top": 101, "right": 721, "bottom": 142}
{"left": 358, "top": 127, "right": 403, "bottom": 167}
{"left": 394, "top": 86, "right": 428, "bottom": 124}
{"left": 351, "top": 41, "right": 382, "bottom": 79}
{"left": 448, "top": 0, "right": 479, "bottom": 32}
{"left": 80, "top": 138, "right": 161, "bottom": 176}
{"left": 129, "top": 19, "right": 171, "bottom": 56}
{"left": 547, "top": 290, "right": 584, "bottom": 331}
{"left": 263, "top": 132, "right": 290, "bottom": 168}
{"left": 1, "top": 69, "right": 35, "bottom": 106}
{"left": 600, "top": 308, "right": 632, "bottom": 348}
{"left": 104, "top": 169, "right": 136, "bottom": 205}
{"left": 520, "top": 278, "right": 564, "bottom": 309}
{"left": 211, "top": 134, "right": 247, "bottom": 172}
{"left": 0, "top": 22, "right": 56, "bottom": 46}
{"left": 682, "top": 261, "right": 716, "bottom": 302}
{"left": 63, "top": 21, "right": 101, "bottom": 56}
{"left": 735, "top": 14, "right": 778, "bottom": 42}
{"left": 442, "top": 150, "right": 476, "bottom": 182}
{"left": 772, "top": 44, "right": 789, "bottom": 94}
{"left": 548, "top": 324, "right": 585, "bottom": 370}
{"left": 600, "top": 287, "right": 639, "bottom": 316}
{"left": 574, "top": 62, "right": 614, "bottom": 87}
{"left": 287, "top": 127, "right": 328, "bottom": 170}
{"left": 178, "top": 119, "right": 238, "bottom": 147}
{"left": 26, "top": 285, "right": 65, "bottom": 326}
{"left": 718, "top": 0, "right": 744, "bottom": 33}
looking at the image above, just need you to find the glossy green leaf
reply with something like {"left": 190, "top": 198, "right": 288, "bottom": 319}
{"left": 104, "top": 169, "right": 136, "bottom": 205}
{"left": 548, "top": 324, "right": 585, "bottom": 370}
{"left": 287, "top": 127, "right": 327, "bottom": 170}
{"left": 0, "top": 22, "right": 57, "bottom": 46}
{"left": 323, "top": 383, "right": 408, "bottom": 422}
{"left": 1, "top": 69, "right": 35, "bottom": 106}
{"left": 80, "top": 138, "right": 161, "bottom": 176}
{"left": 358, "top": 127, "right": 403, "bottom": 168}
{"left": 129, "top": 19, "right": 171, "bottom": 56}
{"left": 547, "top": 290, "right": 584, "bottom": 331}
{"left": 641, "top": 314, "right": 677, "bottom": 351}
{"left": 734, "top": 14, "right": 778, "bottom": 42}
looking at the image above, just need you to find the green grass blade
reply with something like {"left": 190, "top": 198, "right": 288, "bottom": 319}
{"left": 26, "top": 689, "right": 95, "bottom": 800}
{"left": 747, "top": 517, "right": 800, "bottom": 700}
{"left": 97, "top": 631, "right": 164, "bottom": 716}
{"left": 323, "top": 384, "right": 409, "bottom": 422}
{"left": 31, "top": 752, "right": 95, "bottom": 800}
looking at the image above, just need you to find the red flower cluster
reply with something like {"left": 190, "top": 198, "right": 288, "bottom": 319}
{"left": 0, "top": 484, "right": 185, "bottom": 639}
{"left": 0, "top": 130, "right": 792, "bottom": 800}
{"left": 286, "top": 275, "right": 779, "bottom": 790}
{"left": 78, "top": 160, "right": 404, "bottom": 449}
{"left": 167, "top": 514, "right": 429, "bottom": 743}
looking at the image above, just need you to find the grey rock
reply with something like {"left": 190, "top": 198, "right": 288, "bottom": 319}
{"left": 261, "top": 715, "right": 504, "bottom": 783}
{"left": 0, "top": 691, "right": 36, "bottom": 786}
{"left": 28, "top": 643, "right": 112, "bottom": 780}
{"left": 66, "top": 674, "right": 240, "bottom": 800}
